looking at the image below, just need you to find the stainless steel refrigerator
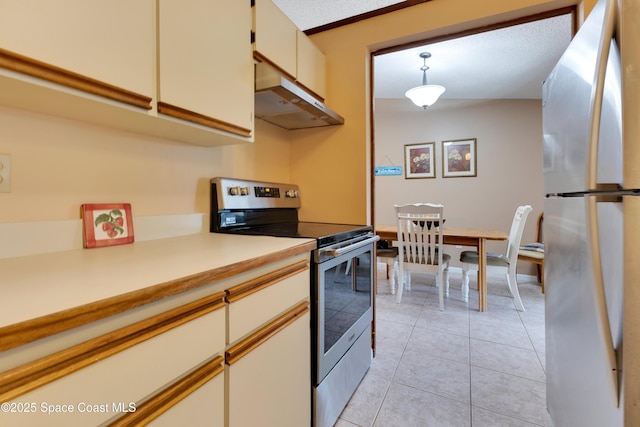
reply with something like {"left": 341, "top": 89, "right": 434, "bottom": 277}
{"left": 543, "top": 0, "right": 640, "bottom": 425}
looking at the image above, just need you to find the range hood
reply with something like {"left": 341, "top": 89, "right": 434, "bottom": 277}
{"left": 255, "top": 63, "right": 344, "bottom": 130}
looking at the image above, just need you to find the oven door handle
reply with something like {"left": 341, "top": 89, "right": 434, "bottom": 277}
{"left": 321, "top": 235, "right": 380, "bottom": 257}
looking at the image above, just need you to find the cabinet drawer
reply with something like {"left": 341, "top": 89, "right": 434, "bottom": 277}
{"left": 226, "top": 260, "right": 309, "bottom": 344}
{"left": 0, "top": 294, "right": 225, "bottom": 426}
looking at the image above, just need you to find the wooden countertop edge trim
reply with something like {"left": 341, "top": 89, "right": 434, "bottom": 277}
{"left": 0, "top": 293, "right": 226, "bottom": 402}
{"left": 225, "top": 302, "right": 309, "bottom": 366}
{"left": 0, "top": 240, "right": 316, "bottom": 352}
{"left": 0, "top": 48, "right": 153, "bottom": 110}
{"left": 106, "top": 355, "right": 225, "bottom": 427}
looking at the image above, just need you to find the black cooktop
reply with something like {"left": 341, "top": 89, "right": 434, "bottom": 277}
{"left": 219, "top": 221, "right": 372, "bottom": 248}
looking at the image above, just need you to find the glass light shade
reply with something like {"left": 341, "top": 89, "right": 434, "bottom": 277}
{"left": 405, "top": 84, "right": 446, "bottom": 108}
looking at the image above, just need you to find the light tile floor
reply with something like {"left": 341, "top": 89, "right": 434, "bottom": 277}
{"left": 335, "top": 265, "right": 552, "bottom": 427}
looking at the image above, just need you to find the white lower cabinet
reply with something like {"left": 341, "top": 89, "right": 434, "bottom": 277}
{"left": 146, "top": 360, "right": 225, "bottom": 427}
{"left": 225, "top": 259, "right": 311, "bottom": 427}
{"left": 0, "top": 253, "right": 312, "bottom": 426}
{"left": 0, "top": 294, "right": 227, "bottom": 427}
{"left": 227, "top": 307, "right": 310, "bottom": 427}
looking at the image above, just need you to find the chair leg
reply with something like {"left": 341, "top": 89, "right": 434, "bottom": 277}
{"left": 390, "top": 260, "right": 398, "bottom": 295}
{"left": 444, "top": 267, "right": 450, "bottom": 297}
{"left": 461, "top": 266, "right": 470, "bottom": 302}
{"left": 344, "top": 259, "right": 352, "bottom": 275}
{"left": 437, "top": 269, "right": 444, "bottom": 311}
{"left": 332, "top": 262, "right": 343, "bottom": 282}
{"left": 396, "top": 267, "right": 404, "bottom": 303}
{"left": 506, "top": 270, "right": 525, "bottom": 312}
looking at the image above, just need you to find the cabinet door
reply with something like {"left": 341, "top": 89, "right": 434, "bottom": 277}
{"left": 227, "top": 305, "right": 310, "bottom": 427}
{"left": 0, "top": 0, "right": 154, "bottom": 100}
{"left": 158, "top": 0, "right": 253, "bottom": 135}
{"left": 147, "top": 371, "right": 224, "bottom": 427}
{"left": 296, "top": 31, "right": 327, "bottom": 100}
{"left": 253, "top": 0, "right": 297, "bottom": 80}
{"left": 0, "top": 304, "right": 225, "bottom": 426}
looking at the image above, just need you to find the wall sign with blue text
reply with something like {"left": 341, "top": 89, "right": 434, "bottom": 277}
{"left": 374, "top": 166, "right": 403, "bottom": 176}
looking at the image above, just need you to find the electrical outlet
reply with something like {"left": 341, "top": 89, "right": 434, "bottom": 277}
{"left": 0, "top": 153, "right": 11, "bottom": 193}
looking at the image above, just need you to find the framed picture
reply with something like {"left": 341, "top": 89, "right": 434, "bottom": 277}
{"left": 404, "top": 142, "right": 435, "bottom": 179}
{"left": 442, "top": 138, "right": 477, "bottom": 178}
{"left": 81, "top": 203, "right": 135, "bottom": 248}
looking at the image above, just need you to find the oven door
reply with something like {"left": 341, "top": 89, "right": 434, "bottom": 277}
{"left": 315, "top": 234, "right": 378, "bottom": 383}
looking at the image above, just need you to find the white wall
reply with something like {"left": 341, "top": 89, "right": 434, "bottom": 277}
{"left": 374, "top": 98, "right": 544, "bottom": 271}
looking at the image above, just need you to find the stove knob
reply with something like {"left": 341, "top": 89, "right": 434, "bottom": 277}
{"left": 240, "top": 187, "right": 250, "bottom": 196}
{"left": 285, "top": 190, "right": 299, "bottom": 198}
{"left": 228, "top": 186, "right": 240, "bottom": 196}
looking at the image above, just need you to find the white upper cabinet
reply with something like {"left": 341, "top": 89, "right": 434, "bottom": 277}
{"left": 0, "top": 0, "right": 154, "bottom": 106}
{"left": 252, "top": 0, "right": 298, "bottom": 80}
{"left": 296, "top": 30, "right": 327, "bottom": 100}
{"left": 0, "top": 0, "right": 254, "bottom": 146}
{"left": 158, "top": 0, "right": 254, "bottom": 137}
{"left": 252, "top": 0, "right": 327, "bottom": 100}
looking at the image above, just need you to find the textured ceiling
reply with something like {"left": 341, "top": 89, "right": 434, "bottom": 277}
{"left": 374, "top": 14, "right": 573, "bottom": 101}
{"left": 273, "top": 1, "right": 573, "bottom": 109}
{"left": 273, "top": 0, "right": 405, "bottom": 31}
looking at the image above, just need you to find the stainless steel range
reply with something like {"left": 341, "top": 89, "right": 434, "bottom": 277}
{"left": 210, "top": 177, "right": 377, "bottom": 427}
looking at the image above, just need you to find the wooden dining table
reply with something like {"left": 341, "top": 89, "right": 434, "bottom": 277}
{"left": 375, "top": 225, "right": 508, "bottom": 312}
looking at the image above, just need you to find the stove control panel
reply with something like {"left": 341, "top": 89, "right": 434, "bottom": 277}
{"left": 212, "top": 177, "right": 301, "bottom": 210}
{"left": 255, "top": 186, "right": 280, "bottom": 198}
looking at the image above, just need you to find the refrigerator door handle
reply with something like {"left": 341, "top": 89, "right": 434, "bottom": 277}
{"left": 585, "top": 0, "right": 620, "bottom": 406}
{"left": 587, "top": 195, "right": 620, "bottom": 406}
{"left": 587, "top": 0, "right": 617, "bottom": 190}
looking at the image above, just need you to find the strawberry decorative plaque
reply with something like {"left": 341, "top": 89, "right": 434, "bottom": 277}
{"left": 81, "top": 203, "right": 134, "bottom": 248}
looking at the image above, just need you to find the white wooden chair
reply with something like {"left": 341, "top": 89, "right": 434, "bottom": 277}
{"left": 460, "top": 205, "right": 533, "bottom": 311}
{"left": 376, "top": 245, "right": 399, "bottom": 294}
{"left": 518, "top": 212, "right": 544, "bottom": 292}
{"left": 395, "top": 203, "right": 450, "bottom": 310}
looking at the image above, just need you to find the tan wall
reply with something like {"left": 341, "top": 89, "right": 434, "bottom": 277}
{"left": 0, "top": 0, "right": 593, "bottom": 226}
{"left": 300, "top": 0, "right": 580, "bottom": 225}
{"left": 0, "top": 106, "right": 291, "bottom": 222}
{"left": 374, "top": 99, "right": 544, "bottom": 269}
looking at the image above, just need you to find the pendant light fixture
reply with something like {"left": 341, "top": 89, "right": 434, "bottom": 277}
{"left": 405, "top": 52, "right": 446, "bottom": 109}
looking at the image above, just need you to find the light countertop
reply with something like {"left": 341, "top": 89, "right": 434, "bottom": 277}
{"left": 0, "top": 233, "right": 316, "bottom": 330}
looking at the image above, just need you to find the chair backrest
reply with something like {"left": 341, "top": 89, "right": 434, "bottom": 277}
{"left": 505, "top": 205, "right": 533, "bottom": 264}
{"left": 394, "top": 203, "right": 445, "bottom": 269}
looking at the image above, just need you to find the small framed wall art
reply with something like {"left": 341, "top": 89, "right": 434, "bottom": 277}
{"left": 81, "top": 203, "right": 135, "bottom": 248}
{"left": 404, "top": 142, "right": 435, "bottom": 179}
{"left": 442, "top": 138, "right": 477, "bottom": 178}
